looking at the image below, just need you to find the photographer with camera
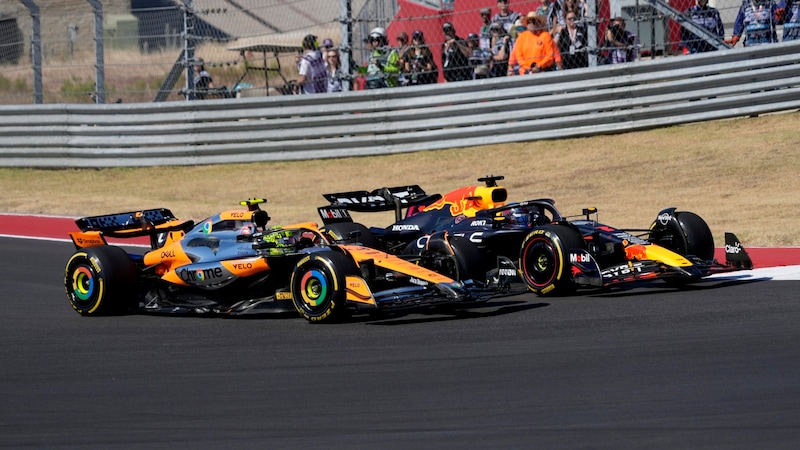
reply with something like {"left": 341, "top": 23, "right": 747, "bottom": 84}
{"left": 603, "top": 17, "right": 638, "bottom": 64}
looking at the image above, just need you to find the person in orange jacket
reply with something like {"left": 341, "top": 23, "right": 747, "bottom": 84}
{"left": 509, "top": 12, "right": 557, "bottom": 75}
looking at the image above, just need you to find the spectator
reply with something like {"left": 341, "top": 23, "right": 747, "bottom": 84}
{"left": 555, "top": 11, "right": 588, "bottom": 69}
{"left": 680, "top": 0, "right": 725, "bottom": 53}
{"left": 467, "top": 33, "right": 492, "bottom": 79}
{"left": 492, "top": 0, "right": 522, "bottom": 34}
{"left": 603, "top": 17, "right": 637, "bottom": 64}
{"left": 478, "top": 7, "right": 493, "bottom": 51}
{"left": 489, "top": 22, "right": 511, "bottom": 77}
{"left": 365, "top": 27, "right": 401, "bottom": 89}
{"left": 510, "top": 12, "right": 557, "bottom": 75}
{"left": 322, "top": 38, "right": 335, "bottom": 50}
{"left": 538, "top": 0, "right": 565, "bottom": 34}
{"left": 295, "top": 34, "right": 327, "bottom": 94}
{"left": 192, "top": 58, "right": 214, "bottom": 99}
{"left": 563, "top": 0, "right": 590, "bottom": 26}
{"left": 395, "top": 32, "right": 412, "bottom": 86}
{"left": 403, "top": 30, "right": 438, "bottom": 85}
{"left": 441, "top": 22, "right": 472, "bottom": 82}
{"left": 728, "top": 0, "right": 778, "bottom": 46}
{"left": 506, "top": 19, "right": 526, "bottom": 75}
{"left": 326, "top": 49, "right": 344, "bottom": 93}
{"left": 778, "top": 0, "right": 800, "bottom": 41}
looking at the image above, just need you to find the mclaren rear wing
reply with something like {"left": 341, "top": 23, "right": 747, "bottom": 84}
{"left": 71, "top": 208, "right": 193, "bottom": 249}
{"left": 319, "top": 185, "right": 441, "bottom": 223}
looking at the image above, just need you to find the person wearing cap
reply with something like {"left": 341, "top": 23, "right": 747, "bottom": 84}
{"left": 467, "top": 32, "right": 492, "bottom": 79}
{"left": 478, "top": 7, "right": 494, "bottom": 51}
{"left": 510, "top": 12, "right": 557, "bottom": 75}
{"left": 295, "top": 34, "right": 327, "bottom": 94}
{"left": 489, "top": 22, "right": 511, "bottom": 77}
{"left": 364, "top": 27, "right": 401, "bottom": 89}
{"left": 192, "top": 58, "right": 215, "bottom": 99}
{"left": 403, "top": 30, "right": 438, "bottom": 85}
{"left": 441, "top": 22, "right": 472, "bottom": 82}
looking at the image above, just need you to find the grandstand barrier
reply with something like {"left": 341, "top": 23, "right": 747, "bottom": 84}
{"left": 1, "top": 41, "right": 799, "bottom": 168}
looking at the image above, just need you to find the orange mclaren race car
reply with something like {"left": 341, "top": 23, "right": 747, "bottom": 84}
{"left": 64, "top": 199, "right": 494, "bottom": 323}
{"left": 317, "top": 176, "right": 753, "bottom": 296}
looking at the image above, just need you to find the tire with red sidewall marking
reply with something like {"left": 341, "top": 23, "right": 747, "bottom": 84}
{"left": 64, "top": 245, "right": 137, "bottom": 316}
{"left": 519, "top": 224, "right": 584, "bottom": 296}
{"left": 291, "top": 251, "right": 358, "bottom": 323}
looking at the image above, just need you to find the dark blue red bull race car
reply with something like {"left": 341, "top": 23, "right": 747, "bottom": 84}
{"left": 318, "top": 176, "right": 753, "bottom": 296}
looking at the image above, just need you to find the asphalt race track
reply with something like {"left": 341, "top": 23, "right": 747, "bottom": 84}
{"left": 2, "top": 237, "right": 800, "bottom": 449}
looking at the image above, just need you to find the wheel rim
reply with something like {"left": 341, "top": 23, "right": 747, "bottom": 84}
{"left": 71, "top": 265, "right": 96, "bottom": 303}
{"left": 522, "top": 237, "right": 558, "bottom": 287}
{"left": 298, "top": 269, "right": 330, "bottom": 311}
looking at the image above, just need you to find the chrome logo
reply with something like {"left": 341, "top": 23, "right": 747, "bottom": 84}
{"left": 202, "top": 221, "right": 212, "bottom": 234}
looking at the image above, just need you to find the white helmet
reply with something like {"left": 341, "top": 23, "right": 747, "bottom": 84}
{"left": 369, "top": 27, "right": 386, "bottom": 39}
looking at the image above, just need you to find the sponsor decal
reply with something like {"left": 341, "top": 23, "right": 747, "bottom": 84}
{"left": 89, "top": 255, "right": 102, "bottom": 273}
{"left": 414, "top": 235, "right": 430, "bottom": 249}
{"left": 498, "top": 268, "right": 517, "bottom": 277}
{"left": 275, "top": 291, "right": 292, "bottom": 300}
{"left": 613, "top": 232, "right": 649, "bottom": 245}
{"left": 570, "top": 252, "right": 591, "bottom": 263}
{"left": 658, "top": 212, "right": 672, "bottom": 226}
{"left": 726, "top": 242, "right": 743, "bottom": 254}
{"left": 408, "top": 277, "right": 429, "bottom": 286}
{"left": 202, "top": 221, "right": 212, "bottom": 234}
{"left": 470, "top": 220, "right": 488, "bottom": 227}
{"left": 160, "top": 250, "right": 176, "bottom": 258}
{"left": 320, "top": 208, "right": 351, "bottom": 220}
{"left": 392, "top": 224, "right": 420, "bottom": 232}
{"left": 601, "top": 261, "right": 648, "bottom": 279}
{"left": 230, "top": 212, "right": 245, "bottom": 218}
{"left": 178, "top": 266, "right": 224, "bottom": 283}
{"left": 231, "top": 262, "right": 253, "bottom": 270}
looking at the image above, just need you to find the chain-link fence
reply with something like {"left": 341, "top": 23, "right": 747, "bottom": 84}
{"left": 0, "top": 0, "right": 788, "bottom": 104}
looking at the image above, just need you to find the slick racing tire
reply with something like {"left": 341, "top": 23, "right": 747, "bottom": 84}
{"left": 420, "top": 234, "right": 485, "bottom": 282}
{"left": 323, "top": 222, "right": 379, "bottom": 248}
{"left": 650, "top": 211, "right": 714, "bottom": 261}
{"left": 64, "top": 246, "right": 137, "bottom": 316}
{"left": 519, "top": 224, "right": 585, "bottom": 296}
{"left": 291, "top": 251, "right": 359, "bottom": 323}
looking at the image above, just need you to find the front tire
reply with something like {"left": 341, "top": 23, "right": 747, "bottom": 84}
{"left": 650, "top": 211, "right": 714, "bottom": 261}
{"left": 519, "top": 225, "right": 585, "bottom": 296}
{"left": 291, "top": 251, "right": 358, "bottom": 323}
{"left": 64, "top": 246, "right": 137, "bottom": 315}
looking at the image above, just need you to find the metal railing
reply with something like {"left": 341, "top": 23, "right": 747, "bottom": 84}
{"left": 1, "top": 41, "right": 799, "bottom": 168}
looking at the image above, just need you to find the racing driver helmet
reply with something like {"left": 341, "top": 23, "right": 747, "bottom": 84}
{"left": 502, "top": 205, "right": 547, "bottom": 227}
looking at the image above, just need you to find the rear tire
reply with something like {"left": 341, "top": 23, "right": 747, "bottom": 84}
{"left": 291, "top": 251, "right": 358, "bottom": 323}
{"left": 323, "top": 222, "right": 379, "bottom": 248}
{"left": 519, "top": 225, "right": 585, "bottom": 296}
{"left": 650, "top": 211, "right": 714, "bottom": 261}
{"left": 64, "top": 246, "right": 137, "bottom": 315}
{"left": 420, "top": 235, "right": 485, "bottom": 282}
